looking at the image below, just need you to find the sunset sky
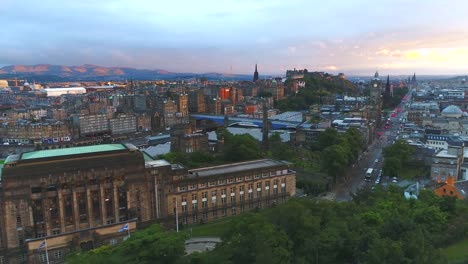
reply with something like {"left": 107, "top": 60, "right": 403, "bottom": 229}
{"left": 1, "top": 0, "right": 468, "bottom": 75}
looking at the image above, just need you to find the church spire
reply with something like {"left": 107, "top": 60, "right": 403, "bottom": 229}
{"left": 253, "top": 64, "right": 259, "bottom": 82}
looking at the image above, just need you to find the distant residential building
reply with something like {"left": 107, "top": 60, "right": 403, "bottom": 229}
{"left": 51, "top": 108, "right": 67, "bottom": 121}
{"left": 109, "top": 114, "right": 137, "bottom": 135}
{"left": 0, "top": 121, "right": 70, "bottom": 143}
{"left": 136, "top": 113, "right": 151, "bottom": 132}
{"left": 170, "top": 125, "right": 209, "bottom": 153}
{"left": 188, "top": 89, "right": 206, "bottom": 113}
{"left": 76, "top": 114, "right": 109, "bottom": 136}
{"left": 431, "top": 146, "right": 464, "bottom": 182}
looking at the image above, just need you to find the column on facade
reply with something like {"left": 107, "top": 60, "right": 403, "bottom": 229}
{"left": 57, "top": 189, "right": 66, "bottom": 232}
{"left": 113, "top": 182, "right": 120, "bottom": 222}
{"left": 126, "top": 189, "right": 132, "bottom": 219}
{"left": 42, "top": 199, "right": 51, "bottom": 236}
{"left": 72, "top": 191, "right": 79, "bottom": 229}
{"left": 100, "top": 185, "right": 107, "bottom": 224}
{"left": 86, "top": 188, "right": 93, "bottom": 228}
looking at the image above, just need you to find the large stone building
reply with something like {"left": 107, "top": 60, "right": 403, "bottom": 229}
{"left": 109, "top": 114, "right": 137, "bottom": 135}
{"left": 0, "top": 121, "right": 71, "bottom": 143}
{"left": 0, "top": 144, "right": 296, "bottom": 263}
{"left": 74, "top": 114, "right": 110, "bottom": 137}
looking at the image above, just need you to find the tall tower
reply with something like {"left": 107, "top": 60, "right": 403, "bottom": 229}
{"left": 383, "top": 75, "right": 392, "bottom": 108}
{"left": 253, "top": 64, "right": 259, "bottom": 82}
{"left": 370, "top": 72, "right": 382, "bottom": 130}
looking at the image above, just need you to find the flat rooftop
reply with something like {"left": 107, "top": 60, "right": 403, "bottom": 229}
{"left": 188, "top": 159, "right": 286, "bottom": 178}
{"left": 145, "top": 159, "right": 171, "bottom": 168}
{"left": 20, "top": 144, "right": 127, "bottom": 161}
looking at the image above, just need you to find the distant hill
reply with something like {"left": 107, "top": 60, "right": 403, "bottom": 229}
{"left": 0, "top": 64, "right": 253, "bottom": 81}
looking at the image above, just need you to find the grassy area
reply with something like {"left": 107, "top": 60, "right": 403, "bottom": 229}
{"left": 400, "top": 164, "right": 426, "bottom": 180}
{"left": 185, "top": 217, "right": 233, "bottom": 237}
{"left": 443, "top": 238, "right": 468, "bottom": 264}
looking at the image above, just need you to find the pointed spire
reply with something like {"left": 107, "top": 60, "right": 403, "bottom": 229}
{"left": 253, "top": 64, "right": 259, "bottom": 82}
{"left": 386, "top": 75, "right": 390, "bottom": 85}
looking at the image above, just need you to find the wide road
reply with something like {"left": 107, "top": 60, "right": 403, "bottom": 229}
{"left": 334, "top": 93, "right": 410, "bottom": 201}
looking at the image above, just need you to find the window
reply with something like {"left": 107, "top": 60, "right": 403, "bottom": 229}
{"left": 245, "top": 175, "right": 253, "bottom": 181}
{"left": 39, "top": 253, "right": 47, "bottom": 263}
{"left": 0, "top": 256, "right": 4, "bottom": 264}
{"left": 212, "top": 210, "right": 218, "bottom": 219}
{"left": 222, "top": 208, "right": 227, "bottom": 217}
{"left": 192, "top": 194, "right": 197, "bottom": 201}
{"left": 218, "top": 179, "right": 226, "bottom": 185}
{"left": 254, "top": 173, "right": 261, "bottom": 179}
{"left": 54, "top": 250, "right": 63, "bottom": 260}
{"left": 231, "top": 207, "right": 236, "bottom": 215}
{"left": 236, "top": 177, "right": 243, "bottom": 182}
{"left": 198, "top": 182, "right": 207, "bottom": 189}
{"left": 228, "top": 177, "right": 235, "bottom": 183}
{"left": 209, "top": 181, "right": 216, "bottom": 187}
{"left": 189, "top": 184, "right": 197, "bottom": 190}
{"left": 110, "top": 239, "right": 118, "bottom": 246}
{"left": 202, "top": 192, "right": 208, "bottom": 198}
{"left": 52, "top": 230, "right": 61, "bottom": 235}
{"left": 179, "top": 186, "right": 187, "bottom": 192}
{"left": 203, "top": 212, "right": 208, "bottom": 221}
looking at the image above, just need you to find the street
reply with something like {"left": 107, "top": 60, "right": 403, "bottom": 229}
{"left": 334, "top": 94, "right": 410, "bottom": 201}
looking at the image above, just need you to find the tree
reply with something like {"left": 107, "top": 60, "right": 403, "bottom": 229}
{"left": 382, "top": 156, "right": 402, "bottom": 177}
{"left": 322, "top": 144, "right": 348, "bottom": 182}
{"left": 317, "top": 128, "right": 341, "bottom": 151}
{"left": 223, "top": 133, "right": 262, "bottom": 162}
{"left": 66, "top": 225, "right": 187, "bottom": 264}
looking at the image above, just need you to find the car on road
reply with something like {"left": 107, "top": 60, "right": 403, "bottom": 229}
{"left": 374, "top": 159, "right": 378, "bottom": 163}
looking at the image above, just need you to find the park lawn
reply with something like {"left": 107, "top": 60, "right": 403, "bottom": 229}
{"left": 188, "top": 217, "right": 233, "bottom": 237}
{"left": 442, "top": 238, "right": 468, "bottom": 264}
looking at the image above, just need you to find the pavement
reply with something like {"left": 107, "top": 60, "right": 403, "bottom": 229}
{"left": 185, "top": 237, "right": 221, "bottom": 254}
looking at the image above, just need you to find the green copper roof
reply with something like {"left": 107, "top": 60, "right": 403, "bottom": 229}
{"left": 143, "top": 151, "right": 154, "bottom": 162}
{"left": 21, "top": 144, "right": 127, "bottom": 160}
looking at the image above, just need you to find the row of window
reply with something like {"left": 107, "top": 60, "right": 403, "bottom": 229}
{"left": 39, "top": 250, "right": 63, "bottom": 263}
{"left": 177, "top": 181, "right": 287, "bottom": 212}
{"left": 428, "top": 141, "right": 445, "bottom": 145}
{"left": 179, "top": 196, "right": 287, "bottom": 224}
{"left": 180, "top": 170, "right": 289, "bottom": 192}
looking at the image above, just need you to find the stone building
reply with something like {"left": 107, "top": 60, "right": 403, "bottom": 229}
{"left": 0, "top": 144, "right": 296, "bottom": 263}
{"left": 170, "top": 125, "right": 209, "bottom": 153}
{"left": 165, "top": 159, "right": 296, "bottom": 225}
{"left": 109, "top": 114, "right": 137, "bottom": 135}
{"left": 0, "top": 144, "right": 148, "bottom": 263}
{"left": 0, "top": 121, "right": 71, "bottom": 143}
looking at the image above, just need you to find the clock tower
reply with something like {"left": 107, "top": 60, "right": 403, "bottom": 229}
{"left": 369, "top": 71, "right": 383, "bottom": 133}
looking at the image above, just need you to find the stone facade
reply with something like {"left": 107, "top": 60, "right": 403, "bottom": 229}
{"left": 0, "top": 145, "right": 296, "bottom": 263}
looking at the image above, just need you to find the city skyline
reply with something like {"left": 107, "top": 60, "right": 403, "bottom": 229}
{"left": 2, "top": 0, "right": 468, "bottom": 75}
